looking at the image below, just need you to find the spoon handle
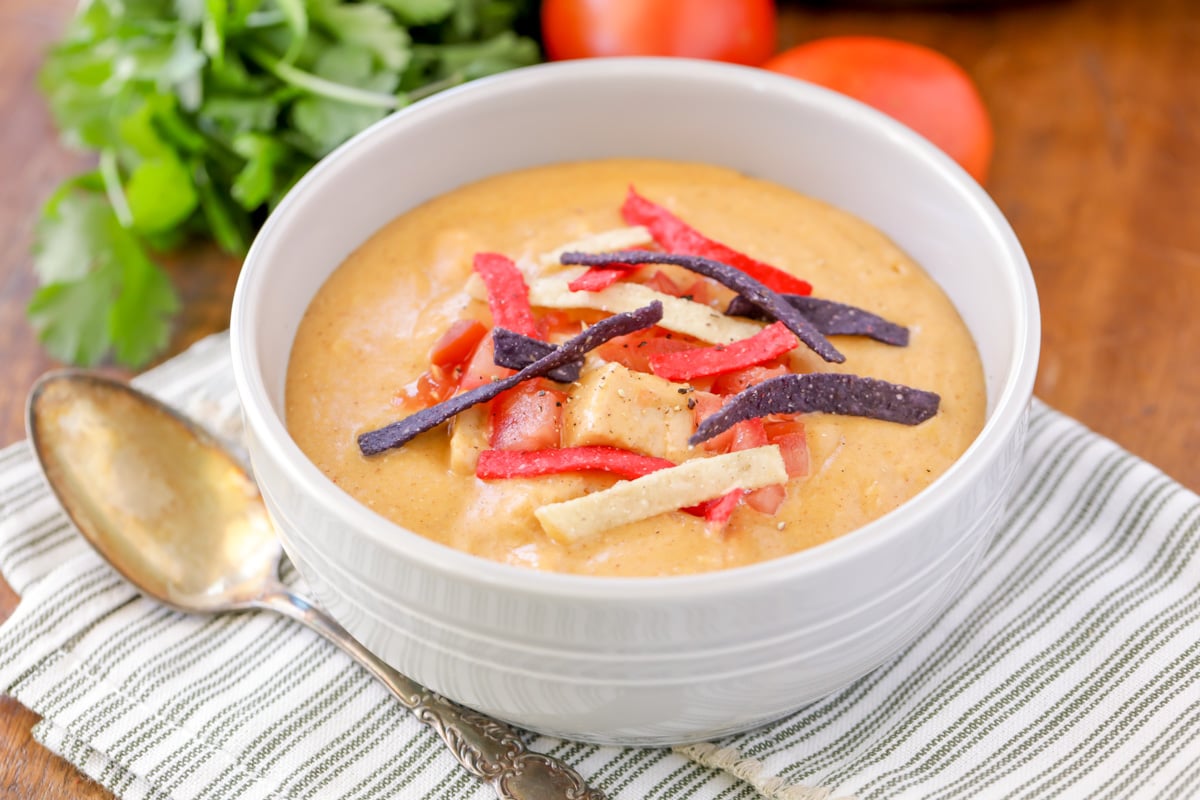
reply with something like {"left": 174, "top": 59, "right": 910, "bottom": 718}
{"left": 257, "top": 588, "right": 607, "bottom": 800}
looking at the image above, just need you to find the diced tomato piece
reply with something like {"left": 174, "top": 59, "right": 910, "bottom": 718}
{"left": 595, "top": 328, "right": 694, "bottom": 373}
{"left": 537, "top": 310, "right": 583, "bottom": 340}
{"left": 762, "top": 419, "right": 808, "bottom": 478}
{"left": 643, "top": 269, "right": 683, "bottom": 296}
{"left": 458, "top": 331, "right": 512, "bottom": 392}
{"left": 731, "top": 418, "right": 769, "bottom": 450}
{"left": 745, "top": 484, "right": 786, "bottom": 515}
{"left": 690, "top": 391, "right": 735, "bottom": 453}
{"left": 393, "top": 369, "right": 455, "bottom": 411}
{"left": 638, "top": 271, "right": 716, "bottom": 307}
{"left": 710, "top": 364, "right": 791, "bottom": 396}
{"left": 773, "top": 432, "right": 810, "bottom": 478}
{"left": 762, "top": 418, "right": 806, "bottom": 437}
{"left": 703, "top": 489, "right": 744, "bottom": 530}
{"left": 489, "top": 382, "right": 565, "bottom": 451}
{"left": 724, "top": 417, "right": 787, "bottom": 514}
{"left": 429, "top": 319, "right": 488, "bottom": 370}
{"left": 568, "top": 266, "right": 630, "bottom": 292}
{"left": 680, "top": 278, "right": 714, "bottom": 306}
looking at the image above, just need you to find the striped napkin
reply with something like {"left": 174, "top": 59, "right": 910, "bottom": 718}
{"left": 2, "top": 332, "right": 1198, "bottom": 800}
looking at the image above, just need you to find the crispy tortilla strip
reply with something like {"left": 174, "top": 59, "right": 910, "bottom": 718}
{"left": 534, "top": 445, "right": 788, "bottom": 544}
{"left": 537, "top": 226, "right": 653, "bottom": 268}
{"left": 527, "top": 269, "right": 763, "bottom": 344}
{"left": 448, "top": 404, "right": 490, "bottom": 475}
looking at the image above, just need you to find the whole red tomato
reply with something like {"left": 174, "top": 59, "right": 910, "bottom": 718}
{"left": 541, "top": 0, "right": 777, "bottom": 66}
{"left": 765, "top": 36, "right": 994, "bottom": 183}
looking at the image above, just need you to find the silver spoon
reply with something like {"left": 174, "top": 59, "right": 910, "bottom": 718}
{"left": 27, "top": 370, "right": 605, "bottom": 800}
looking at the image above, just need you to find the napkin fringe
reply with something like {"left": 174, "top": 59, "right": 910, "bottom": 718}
{"left": 675, "top": 741, "right": 856, "bottom": 800}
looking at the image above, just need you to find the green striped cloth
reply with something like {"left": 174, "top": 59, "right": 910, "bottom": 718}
{"left": 2, "top": 332, "right": 1198, "bottom": 800}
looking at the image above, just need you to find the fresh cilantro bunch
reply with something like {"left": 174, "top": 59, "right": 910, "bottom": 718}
{"left": 32, "top": 0, "right": 540, "bottom": 367}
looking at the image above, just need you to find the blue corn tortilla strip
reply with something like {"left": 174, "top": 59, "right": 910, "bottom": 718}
{"left": 690, "top": 373, "right": 940, "bottom": 445}
{"left": 491, "top": 327, "right": 583, "bottom": 383}
{"left": 726, "top": 294, "right": 909, "bottom": 347}
{"left": 358, "top": 301, "right": 664, "bottom": 456}
{"left": 561, "top": 249, "right": 845, "bottom": 364}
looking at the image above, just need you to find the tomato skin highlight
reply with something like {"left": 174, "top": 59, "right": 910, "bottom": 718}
{"left": 489, "top": 382, "right": 566, "bottom": 451}
{"left": 745, "top": 483, "right": 786, "bottom": 515}
{"left": 542, "top": 0, "right": 777, "bottom": 66}
{"left": 457, "top": 331, "right": 513, "bottom": 393}
{"left": 393, "top": 370, "right": 455, "bottom": 411}
{"left": 595, "top": 328, "right": 694, "bottom": 373}
{"left": 710, "top": 364, "right": 790, "bottom": 396}
{"left": 429, "top": 319, "right": 487, "bottom": 370}
{"left": 764, "top": 36, "right": 993, "bottom": 183}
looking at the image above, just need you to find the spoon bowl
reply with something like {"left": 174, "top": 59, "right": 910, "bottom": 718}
{"left": 26, "top": 370, "right": 603, "bottom": 800}
{"left": 28, "top": 370, "right": 279, "bottom": 613}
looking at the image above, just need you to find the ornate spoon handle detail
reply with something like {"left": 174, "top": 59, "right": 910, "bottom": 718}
{"left": 260, "top": 588, "right": 606, "bottom": 800}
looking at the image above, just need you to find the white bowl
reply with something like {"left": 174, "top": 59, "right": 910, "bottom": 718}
{"left": 231, "top": 58, "right": 1039, "bottom": 745}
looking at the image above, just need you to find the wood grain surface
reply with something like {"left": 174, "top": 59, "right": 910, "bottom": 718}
{"left": 1, "top": 0, "right": 1197, "bottom": 796}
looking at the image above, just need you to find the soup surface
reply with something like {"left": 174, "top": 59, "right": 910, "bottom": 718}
{"left": 286, "top": 159, "right": 986, "bottom": 576}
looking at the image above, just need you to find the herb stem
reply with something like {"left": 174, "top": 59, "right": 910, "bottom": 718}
{"left": 244, "top": 45, "right": 403, "bottom": 110}
{"left": 99, "top": 149, "right": 134, "bottom": 229}
{"left": 243, "top": 10, "right": 287, "bottom": 28}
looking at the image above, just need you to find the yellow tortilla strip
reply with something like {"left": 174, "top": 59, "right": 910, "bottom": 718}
{"left": 537, "top": 226, "right": 653, "bottom": 268}
{"left": 528, "top": 269, "right": 764, "bottom": 344}
{"left": 534, "top": 445, "right": 788, "bottom": 544}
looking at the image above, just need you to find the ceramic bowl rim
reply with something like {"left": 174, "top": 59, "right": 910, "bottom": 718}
{"left": 230, "top": 57, "right": 1040, "bottom": 602}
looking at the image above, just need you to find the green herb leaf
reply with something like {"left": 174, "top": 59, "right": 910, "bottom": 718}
{"left": 310, "top": 0, "right": 411, "bottom": 72}
{"left": 108, "top": 245, "right": 180, "bottom": 366}
{"left": 32, "top": 0, "right": 542, "bottom": 367}
{"left": 377, "top": 0, "right": 456, "bottom": 26}
{"left": 231, "top": 132, "right": 288, "bottom": 208}
{"left": 289, "top": 44, "right": 399, "bottom": 156}
{"left": 29, "top": 180, "right": 179, "bottom": 366}
{"left": 28, "top": 270, "right": 120, "bottom": 367}
{"left": 125, "top": 156, "right": 200, "bottom": 235}
{"left": 195, "top": 163, "right": 251, "bottom": 254}
{"left": 33, "top": 177, "right": 114, "bottom": 284}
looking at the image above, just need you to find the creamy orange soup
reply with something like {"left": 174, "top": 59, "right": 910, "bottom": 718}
{"left": 286, "top": 159, "right": 986, "bottom": 576}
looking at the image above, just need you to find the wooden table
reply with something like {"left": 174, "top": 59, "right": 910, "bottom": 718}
{"left": 2, "top": 0, "right": 1197, "bottom": 796}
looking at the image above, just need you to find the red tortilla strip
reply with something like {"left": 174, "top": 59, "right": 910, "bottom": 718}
{"left": 476, "top": 446, "right": 676, "bottom": 480}
{"left": 473, "top": 252, "right": 540, "bottom": 338}
{"left": 648, "top": 322, "right": 798, "bottom": 381}
{"left": 568, "top": 266, "right": 631, "bottom": 292}
{"left": 621, "top": 187, "right": 813, "bottom": 296}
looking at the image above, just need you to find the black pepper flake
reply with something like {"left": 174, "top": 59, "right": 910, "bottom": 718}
{"left": 687, "top": 397, "right": 697, "bottom": 410}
